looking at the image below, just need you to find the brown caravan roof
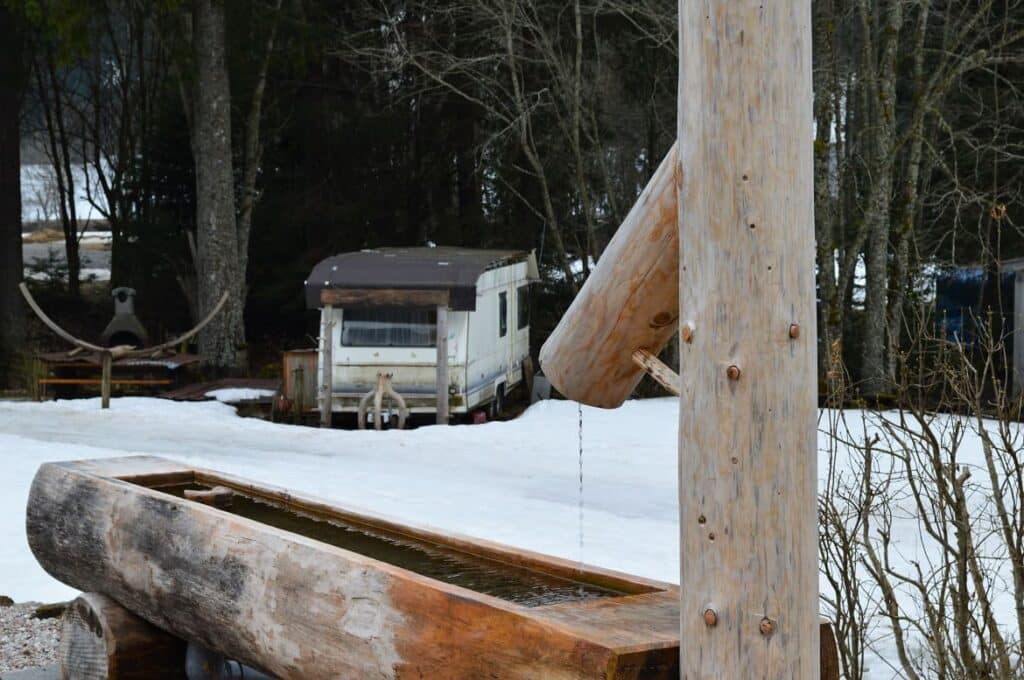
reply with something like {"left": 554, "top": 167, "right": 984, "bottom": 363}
{"left": 305, "top": 247, "right": 536, "bottom": 311}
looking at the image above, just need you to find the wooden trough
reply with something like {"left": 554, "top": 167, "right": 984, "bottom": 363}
{"left": 28, "top": 457, "right": 839, "bottom": 678}
{"left": 28, "top": 457, "right": 679, "bottom": 678}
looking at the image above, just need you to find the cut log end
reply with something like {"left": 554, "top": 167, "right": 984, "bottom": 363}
{"left": 60, "top": 601, "right": 109, "bottom": 680}
{"left": 59, "top": 593, "right": 186, "bottom": 680}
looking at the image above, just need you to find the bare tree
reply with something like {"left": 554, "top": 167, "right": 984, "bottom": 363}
{"left": 0, "top": 4, "right": 26, "bottom": 383}
{"left": 812, "top": 0, "right": 1024, "bottom": 396}
{"left": 822, "top": 305, "right": 1024, "bottom": 678}
{"left": 173, "top": 0, "right": 284, "bottom": 370}
{"left": 347, "top": 0, "right": 675, "bottom": 291}
{"left": 30, "top": 35, "right": 85, "bottom": 298}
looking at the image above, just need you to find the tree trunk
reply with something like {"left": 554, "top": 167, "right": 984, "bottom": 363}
{"left": 192, "top": 0, "right": 242, "bottom": 371}
{"left": 235, "top": 0, "right": 283, "bottom": 347}
{"left": 0, "top": 6, "right": 25, "bottom": 385}
{"left": 859, "top": 0, "right": 902, "bottom": 398}
{"left": 813, "top": 0, "right": 838, "bottom": 382}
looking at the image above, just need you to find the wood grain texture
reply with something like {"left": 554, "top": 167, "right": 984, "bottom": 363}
{"left": 676, "top": 2, "right": 818, "bottom": 677}
{"left": 30, "top": 457, "right": 839, "bottom": 679}
{"left": 819, "top": 620, "right": 841, "bottom": 680}
{"left": 320, "top": 288, "right": 449, "bottom": 308}
{"left": 27, "top": 458, "right": 676, "bottom": 680}
{"left": 631, "top": 349, "right": 681, "bottom": 396}
{"left": 59, "top": 592, "right": 186, "bottom": 679}
{"left": 539, "top": 144, "right": 680, "bottom": 409}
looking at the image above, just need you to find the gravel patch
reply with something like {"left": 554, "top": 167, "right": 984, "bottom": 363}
{"left": 0, "top": 601, "right": 60, "bottom": 673}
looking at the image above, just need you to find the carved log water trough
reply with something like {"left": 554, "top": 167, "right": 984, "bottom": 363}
{"left": 28, "top": 456, "right": 682, "bottom": 679}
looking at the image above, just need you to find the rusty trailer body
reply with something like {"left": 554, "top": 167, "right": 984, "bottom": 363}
{"left": 305, "top": 248, "right": 539, "bottom": 424}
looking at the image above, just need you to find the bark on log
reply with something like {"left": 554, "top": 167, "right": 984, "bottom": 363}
{"left": 539, "top": 144, "right": 680, "bottom": 409}
{"left": 32, "top": 457, "right": 839, "bottom": 679}
{"left": 677, "top": 2, "right": 818, "bottom": 677}
{"left": 27, "top": 457, "right": 681, "bottom": 679}
{"left": 59, "top": 592, "right": 186, "bottom": 679}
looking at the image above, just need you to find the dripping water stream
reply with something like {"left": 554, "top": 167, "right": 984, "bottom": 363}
{"left": 577, "top": 402, "right": 585, "bottom": 593}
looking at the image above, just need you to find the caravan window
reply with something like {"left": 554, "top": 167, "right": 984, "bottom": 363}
{"left": 499, "top": 292, "right": 508, "bottom": 337}
{"left": 341, "top": 308, "right": 437, "bottom": 347}
{"left": 517, "top": 285, "right": 529, "bottom": 330}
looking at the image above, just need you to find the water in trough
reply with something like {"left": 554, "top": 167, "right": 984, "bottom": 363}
{"left": 149, "top": 482, "right": 627, "bottom": 608}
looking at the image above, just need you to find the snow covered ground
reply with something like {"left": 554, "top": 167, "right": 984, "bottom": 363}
{"left": 205, "top": 387, "right": 278, "bottom": 402}
{"left": 0, "top": 396, "right": 1011, "bottom": 677}
{"left": 0, "top": 397, "right": 679, "bottom": 606}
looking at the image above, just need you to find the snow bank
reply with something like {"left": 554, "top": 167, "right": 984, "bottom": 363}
{"left": 0, "top": 396, "right": 1005, "bottom": 677}
{"left": 0, "top": 397, "right": 678, "bottom": 606}
{"left": 205, "top": 388, "right": 277, "bottom": 403}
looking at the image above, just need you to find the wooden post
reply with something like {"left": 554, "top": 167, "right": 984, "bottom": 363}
{"left": 59, "top": 592, "right": 186, "bottom": 679}
{"left": 677, "top": 2, "right": 817, "bottom": 677}
{"left": 100, "top": 352, "right": 112, "bottom": 409}
{"left": 294, "top": 365, "right": 305, "bottom": 421}
{"left": 319, "top": 305, "right": 333, "bottom": 428}
{"left": 436, "top": 304, "right": 449, "bottom": 424}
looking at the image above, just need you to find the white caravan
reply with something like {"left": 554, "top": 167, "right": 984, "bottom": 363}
{"left": 305, "top": 248, "right": 539, "bottom": 422}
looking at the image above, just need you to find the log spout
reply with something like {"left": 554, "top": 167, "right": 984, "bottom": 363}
{"left": 539, "top": 143, "right": 680, "bottom": 409}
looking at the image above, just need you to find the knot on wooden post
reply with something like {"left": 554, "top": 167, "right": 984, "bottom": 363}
{"left": 726, "top": 365, "right": 741, "bottom": 381}
{"left": 703, "top": 607, "right": 718, "bottom": 627}
{"left": 651, "top": 311, "right": 677, "bottom": 329}
{"left": 759, "top": 617, "right": 775, "bottom": 637}
{"left": 681, "top": 322, "right": 695, "bottom": 344}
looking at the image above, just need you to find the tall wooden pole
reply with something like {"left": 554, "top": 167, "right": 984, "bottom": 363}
{"left": 677, "top": 2, "right": 817, "bottom": 678}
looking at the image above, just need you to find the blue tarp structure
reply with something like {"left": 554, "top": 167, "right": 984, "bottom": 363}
{"left": 935, "top": 267, "right": 1015, "bottom": 348}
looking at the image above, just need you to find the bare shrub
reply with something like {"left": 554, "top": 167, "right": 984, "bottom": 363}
{"left": 821, "top": 307, "right": 1024, "bottom": 679}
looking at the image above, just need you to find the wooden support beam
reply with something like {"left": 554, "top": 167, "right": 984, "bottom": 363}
{"left": 319, "top": 305, "right": 333, "bottom": 428}
{"left": 37, "top": 379, "right": 173, "bottom": 386}
{"left": 59, "top": 592, "right": 186, "bottom": 679}
{"left": 320, "top": 288, "right": 449, "bottom": 308}
{"left": 436, "top": 304, "right": 449, "bottom": 425}
{"left": 631, "top": 349, "right": 680, "bottom": 396}
{"left": 677, "top": 2, "right": 817, "bottom": 677}
{"left": 100, "top": 353, "right": 112, "bottom": 409}
{"left": 819, "top": 618, "right": 841, "bottom": 680}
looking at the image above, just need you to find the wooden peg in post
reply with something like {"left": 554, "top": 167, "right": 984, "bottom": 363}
{"left": 631, "top": 349, "right": 681, "bottom": 396}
